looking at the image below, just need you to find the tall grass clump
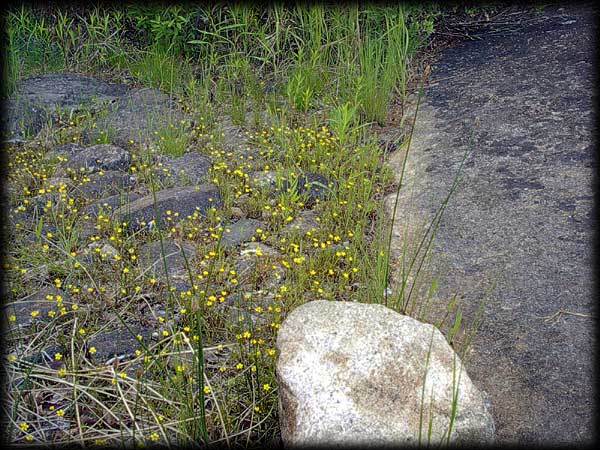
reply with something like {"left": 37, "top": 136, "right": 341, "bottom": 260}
{"left": 5, "top": 6, "right": 129, "bottom": 91}
{"left": 181, "top": 4, "right": 435, "bottom": 123}
{"left": 5, "top": 4, "right": 435, "bottom": 120}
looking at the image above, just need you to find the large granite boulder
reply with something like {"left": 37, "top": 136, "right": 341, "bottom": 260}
{"left": 276, "top": 301, "right": 495, "bottom": 446}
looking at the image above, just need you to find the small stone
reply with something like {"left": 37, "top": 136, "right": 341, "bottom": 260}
{"left": 230, "top": 207, "right": 246, "bottom": 220}
{"left": 233, "top": 194, "right": 258, "bottom": 218}
{"left": 221, "top": 219, "right": 266, "bottom": 249}
{"left": 276, "top": 301, "right": 495, "bottom": 446}
{"left": 84, "top": 241, "right": 120, "bottom": 263}
{"left": 248, "top": 170, "right": 278, "bottom": 191}
{"left": 219, "top": 116, "right": 249, "bottom": 150}
{"left": 240, "top": 242, "right": 279, "bottom": 257}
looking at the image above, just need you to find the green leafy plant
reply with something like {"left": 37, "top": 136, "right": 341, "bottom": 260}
{"left": 328, "top": 102, "right": 358, "bottom": 146}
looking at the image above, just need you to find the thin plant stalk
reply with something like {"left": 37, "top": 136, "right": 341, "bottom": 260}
{"left": 383, "top": 66, "right": 430, "bottom": 307}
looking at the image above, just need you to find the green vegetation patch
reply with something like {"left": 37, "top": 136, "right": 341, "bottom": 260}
{"left": 0, "top": 4, "right": 479, "bottom": 447}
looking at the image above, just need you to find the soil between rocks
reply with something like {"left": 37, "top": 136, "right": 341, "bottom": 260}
{"left": 386, "top": 4, "right": 597, "bottom": 444}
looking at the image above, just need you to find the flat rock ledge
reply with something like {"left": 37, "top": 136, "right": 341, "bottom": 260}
{"left": 112, "top": 184, "right": 221, "bottom": 231}
{"left": 2, "top": 73, "right": 128, "bottom": 141}
{"left": 276, "top": 301, "right": 494, "bottom": 447}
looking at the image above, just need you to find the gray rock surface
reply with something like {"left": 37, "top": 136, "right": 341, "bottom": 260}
{"left": 8, "top": 207, "right": 49, "bottom": 240}
{"left": 70, "top": 170, "right": 133, "bottom": 199}
{"left": 43, "top": 143, "right": 85, "bottom": 162}
{"left": 137, "top": 240, "right": 196, "bottom": 283}
{"left": 87, "top": 327, "right": 151, "bottom": 364}
{"left": 276, "top": 301, "right": 495, "bottom": 446}
{"left": 9, "top": 192, "right": 62, "bottom": 228}
{"left": 283, "top": 210, "right": 320, "bottom": 235}
{"left": 218, "top": 116, "right": 249, "bottom": 150}
{"left": 87, "top": 88, "right": 185, "bottom": 148}
{"left": 58, "top": 144, "right": 131, "bottom": 175}
{"left": 229, "top": 206, "right": 246, "bottom": 220}
{"left": 112, "top": 184, "right": 221, "bottom": 231}
{"left": 154, "top": 152, "right": 212, "bottom": 186}
{"left": 248, "top": 170, "right": 278, "bottom": 191}
{"left": 83, "top": 192, "right": 142, "bottom": 218}
{"left": 2, "top": 73, "right": 127, "bottom": 141}
{"left": 3, "top": 287, "right": 71, "bottom": 330}
{"left": 221, "top": 218, "right": 266, "bottom": 249}
{"left": 385, "top": 4, "right": 596, "bottom": 444}
{"left": 43, "top": 177, "right": 73, "bottom": 190}
{"left": 24, "top": 344, "right": 67, "bottom": 369}
{"left": 82, "top": 242, "right": 121, "bottom": 265}
{"left": 240, "top": 242, "right": 279, "bottom": 257}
